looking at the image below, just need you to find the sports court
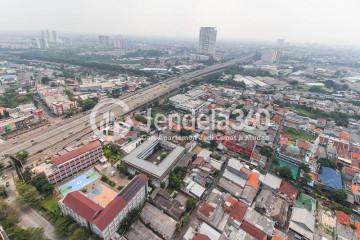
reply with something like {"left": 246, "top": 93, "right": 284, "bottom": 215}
{"left": 87, "top": 183, "right": 118, "bottom": 207}
{"left": 59, "top": 169, "right": 100, "bottom": 196}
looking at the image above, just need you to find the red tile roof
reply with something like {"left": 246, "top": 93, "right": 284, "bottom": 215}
{"left": 229, "top": 201, "right": 247, "bottom": 222}
{"left": 272, "top": 235, "right": 283, "bottom": 240}
{"left": 352, "top": 152, "right": 360, "bottom": 161}
{"left": 339, "top": 132, "right": 350, "bottom": 141}
{"left": 91, "top": 173, "right": 148, "bottom": 230}
{"left": 296, "top": 140, "right": 311, "bottom": 151}
{"left": 336, "top": 210, "right": 351, "bottom": 226}
{"left": 272, "top": 114, "right": 283, "bottom": 124}
{"left": 192, "top": 234, "right": 210, "bottom": 240}
{"left": 115, "top": 138, "right": 126, "bottom": 145}
{"left": 198, "top": 202, "right": 215, "bottom": 218}
{"left": 193, "top": 156, "right": 205, "bottom": 166}
{"left": 52, "top": 140, "right": 101, "bottom": 166}
{"left": 240, "top": 221, "right": 267, "bottom": 240}
{"left": 91, "top": 194, "right": 127, "bottom": 230}
{"left": 63, "top": 174, "right": 148, "bottom": 231}
{"left": 62, "top": 191, "right": 103, "bottom": 221}
{"left": 246, "top": 172, "right": 260, "bottom": 190}
{"left": 279, "top": 181, "right": 299, "bottom": 201}
{"left": 355, "top": 222, "right": 360, "bottom": 238}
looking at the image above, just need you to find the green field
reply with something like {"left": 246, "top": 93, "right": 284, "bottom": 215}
{"left": 283, "top": 128, "right": 316, "bottom": 142}
{"left": 41, "top": 198, "right": 59, "bottom": 214}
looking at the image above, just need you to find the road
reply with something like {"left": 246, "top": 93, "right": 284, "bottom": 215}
{"left": 3, "top": 174, "right": 59, "bottom": 240}
{"left": 19, "top": 206, "right": 58, "bottom": 240}
{"left": 0, "top": 55, "right": 253, "bottom": 165}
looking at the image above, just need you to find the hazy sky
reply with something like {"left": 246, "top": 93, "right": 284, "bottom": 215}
{"left": 1, "top": 0, "right": 360, "bottom": 45}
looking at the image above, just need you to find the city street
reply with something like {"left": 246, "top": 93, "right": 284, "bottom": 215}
{"left": 3, "top": 173, "right": 58, "bottom": 240}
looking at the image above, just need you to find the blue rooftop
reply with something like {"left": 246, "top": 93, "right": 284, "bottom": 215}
{"left": 319, "top": 167, "right": 343, "bottom": 190}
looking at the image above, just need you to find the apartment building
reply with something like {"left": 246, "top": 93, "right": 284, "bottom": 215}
{"left": 44, "top": 140, "right": 104, "bottom": 184}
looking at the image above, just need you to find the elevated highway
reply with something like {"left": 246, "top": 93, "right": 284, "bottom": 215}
{"left": 0, "top": 54, "right": 254, "bottom": 164}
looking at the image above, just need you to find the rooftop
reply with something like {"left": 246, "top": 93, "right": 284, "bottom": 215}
{"left": 295, "top": 193, "right": 316, "bottom": 214}
{"left": 335, "top": 211, "right": 351, "bottom": 226}
{"left": 62, "top": 174, "right": 148, "bottom": 231}
{"left": 87, "top": 183, "right": 118, "bottom": 208}
{"left": 319, "top": 167, "right": 343, "bottom": 190}
{"left": 123, "top": 137, "right": 185, "bottom": 179}
{"left": 52, "top": 140, "right": 101, "bottom": 166}
{"left": 62, "top": 191, "right": 103, "bottom": 222}
{"left": 240, "top": 220, "right": 267, "bottom": 240}
{"left": 262, "top": 173, "right": 282, "bottom": 190}
{"left": 278, "top": 181, "right": 299, "bottom": 202}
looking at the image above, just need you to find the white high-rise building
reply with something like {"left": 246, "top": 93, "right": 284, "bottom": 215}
{"left": 113, "top": 35, "right": 126, "bottom": 49}
{"left": 261, "top": 49, "right": 281, "bottom": 63}
{"left": 51, "top": 30, "right": 58, "bottom": 44}
{"left": 199, "top": 27, "right": 217, "bottom": 56}
{"left": 98, "top": 35, "right": 110, "bottom": 46}
{"left": 39, "top": 30, "right": 58, "bottom": 48}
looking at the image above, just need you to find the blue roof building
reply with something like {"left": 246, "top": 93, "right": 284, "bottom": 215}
{"left": 319, "top": 167, "right": 343, "bottom": 190}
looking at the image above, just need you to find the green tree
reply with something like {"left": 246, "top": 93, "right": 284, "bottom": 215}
{"left": 67, "top": 222, "right": 78, "bottom": 234}
{"left": 16, "top": 150, "right": 29, "bottom": 163}
{"left": 210, "top": 140, "right": 218, "bottom": 149}
{"left": 0, "top": 162, "right": 5, "bottom": 173}
{"left": 260, "top": 146, "right": 273, "bottom": 158}
{"left": 180, "top": 128, "right": 191, "bottom": 137}
{"left": 26, "top": 228, "right": 48, "bottom": 240}
{"left": 118, "top": 207, "right": 141, "bottom": 234}
{"left": 300, "top": 173, "right": 312, "bottom": 185}
{"left": 328, "top": 189, "right": 347, "bottom": 204}
{"left": 30, "top": 175, "right": 54, "bottom": 197}
{"left": 168, "top": 167, "right": 186, "bottom": 190}
{"left": 69, "top": 228, "right": 89, "bottom": 240}
{"left": 117, "top": 161, "right": 128, "bottom": 175}
{"left": 79, "top": 98, "right": 98, "bottom": 111}
{"left": 15, "top": 181, "right": 43, "bottom": 207}
{"left": 54, "top": 216, "right": 73, "bottom": 237}
{"left": 41, "top": 76, "right": 51, "bottom": 85}
{"left": 23, "top": 167, "right": 32, "bottom": 183}
{"left": 278, "top": 166, "right": 293, "bottom": 180}
{"left": 299, "top": 163, "right": 310, "bottom": 173}
{"left": 318, "top": 158, "right": 337, "bottom": 169}
{"left": 185, "top": 198, "right": 197, "bottom": 212}
{"left": 0, "top": 201, "right": 48, "bottom": 240}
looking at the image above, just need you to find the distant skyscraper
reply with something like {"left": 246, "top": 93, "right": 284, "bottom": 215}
{"left": 98, "top": 35, "right": 110, "bottom": 46}
{"left": 113, "top": 35, "right": 126, "bottom": 49}
{"left": 51, "top": 30, "right": 58, "bottom": 44}
{"left": 31, "top": 38, "right": 42, "bottom": 48}
{"left": 261, "top": 49, "right": 281, "bottom": 63}
{"left": 46, "top": 30, "right": 52, "bottom": 42}
{"left": 199, "top": 27, "right": 217, "bottom": 56}
{"left": 39, "top": 30, "right": 58, "bottom": 48}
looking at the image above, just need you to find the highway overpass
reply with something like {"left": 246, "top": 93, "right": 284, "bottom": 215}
{"left": 0, "top": 54, "right": 254, "bottom": 165}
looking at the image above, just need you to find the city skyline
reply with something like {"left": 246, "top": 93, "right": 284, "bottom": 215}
{"left": 1, "top": 0, "right": 360, "bottom": 46}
